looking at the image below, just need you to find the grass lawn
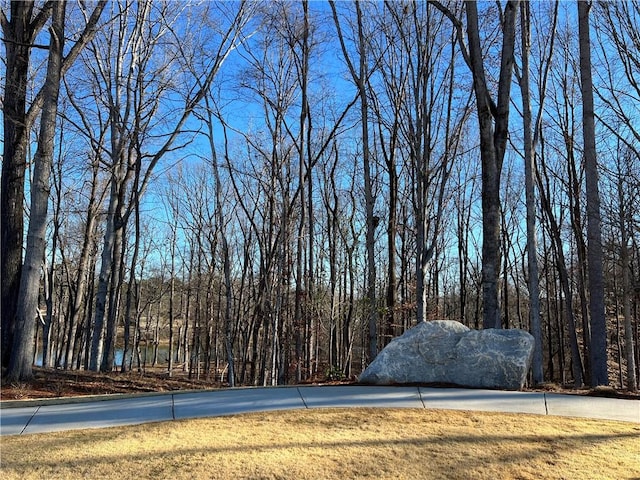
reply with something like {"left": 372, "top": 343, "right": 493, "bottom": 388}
{"left": 1, "top": 408, "right": 638, "bottom": 479}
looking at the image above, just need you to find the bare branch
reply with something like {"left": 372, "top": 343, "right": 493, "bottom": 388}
{"left": 28, "top": 1, "right": 54, "bottom": 43}
{"left": 427, "top": 0, "right": 471, "bottom": 69}
{"left": 0, "top": 8, "right": 8, "bottom": 34}
{"left": 25, "top": 1, "right": 108, "bottom": 139}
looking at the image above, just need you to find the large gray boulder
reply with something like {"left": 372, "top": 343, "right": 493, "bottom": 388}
{"left": 359, "top": 320, "right": 534, "bottom": 390}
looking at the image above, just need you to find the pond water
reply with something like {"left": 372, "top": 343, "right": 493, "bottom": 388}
{"left": 35, "top": 346, "right": 171, "bottom": 368}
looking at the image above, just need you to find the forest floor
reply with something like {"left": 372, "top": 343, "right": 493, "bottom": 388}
{"left": 1, "top": 366, "right": 638, "bottom": 402}
{"left": 0, "top": 367, "right": 221, "bottom": 401}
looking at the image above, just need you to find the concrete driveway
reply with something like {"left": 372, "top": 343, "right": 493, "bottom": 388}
{"left": 1, "top": 385, "right": 638, "bottom": 436}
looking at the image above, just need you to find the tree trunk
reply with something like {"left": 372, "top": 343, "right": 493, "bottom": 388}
{"left": 43, "top": 154, "right": 63, "bottom": 368}
{"left": 617, "top": 159, "right": 637, "bottom": 391}
{"left": 518, "top": 1, "right": 543, "bottom": 384}
{"left": 538, "top": 152, "right": 584, "bottom": 387}
{"left": 357, "top": 3, "right": 378, "bottom": 362}
{"left": 330, "top": 0, "right": 378, "bottom": 362}
{"left": 1, "top": 1, "right": 43, "bottom": 369}
{"left": 89, "top": 179, "right": 118, "bottom": 371}
{"left": 7, "top": 0, "right": 66, "bottom": 381}
{"left": 121, "top": 188, "right": 142, "bottom": 373}
{"left": 204, "top": 95, "right": 236, "bottom": 387}
{"left": 293, "top": 1, "right": 310, "bottom": 382}
{"left": 2, "top": 1, "right": 106, "bottom": 369}
{"left": 577, "top": 0, "right": 608, "bottom": 386}
{"left": 464, "top": 0, "right": 519, "bottom": 329}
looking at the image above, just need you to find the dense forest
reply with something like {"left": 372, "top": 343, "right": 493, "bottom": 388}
{"left": 1, "top": 0, "right": 638, "bottom": 391}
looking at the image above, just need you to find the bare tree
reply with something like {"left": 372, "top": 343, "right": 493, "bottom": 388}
{"left": 198, "top": 93, "right": 236, "bottom": 386}
{"left": 536, "top": 22, "right": 587, "bottom": 387}
{"left": 1, "top": 0, "right": 106, "bottom": 370}
{"left": 514, "top": 1, "right": 559, "bottom": 385}
{"left": 81, "top": 0, "right": 252, "bottom": 372}
{"left": 7, "top": 0, "right": 66, "bottom": 381}
{"left": 614, "top": 148, "right": 638, "bottom": 391}
{"left": 593, "top": 0, "right": 640, "bottom": 391}
{"left": 431, "top": 0, "right": 519, "bottom": 329}
{"left": 466, "top": 0, "right": 518, "bottom": 329}
{"left": 517, "top": 0, "right": 541, "bottom": 384}
{"left": 1, "top": 1, "right": 50, "bottom": 368}
{"left": 577, "top": 0, "right": 608, "bottom": 386}
{"left": 330, "top": 0, "right": 379, "bottom": 361}
{"left": 372, "top": 2, "right": 469, "bottom": 325}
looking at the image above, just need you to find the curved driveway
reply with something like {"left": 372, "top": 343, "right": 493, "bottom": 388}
{"left": 1, "top": 385, "right": 638, "bottom": 436}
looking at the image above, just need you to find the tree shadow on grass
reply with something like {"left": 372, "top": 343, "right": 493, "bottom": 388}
{"left": 4, "top": 422, "right": 639, "bottom": 479}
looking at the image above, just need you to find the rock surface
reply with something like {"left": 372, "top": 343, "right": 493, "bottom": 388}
{"left": 358, "top": 320, "right": 534, "bottom": 390}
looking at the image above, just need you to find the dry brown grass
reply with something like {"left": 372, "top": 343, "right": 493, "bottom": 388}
{"left": 1, "top": 408, "right": 638, "bottom": 479}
